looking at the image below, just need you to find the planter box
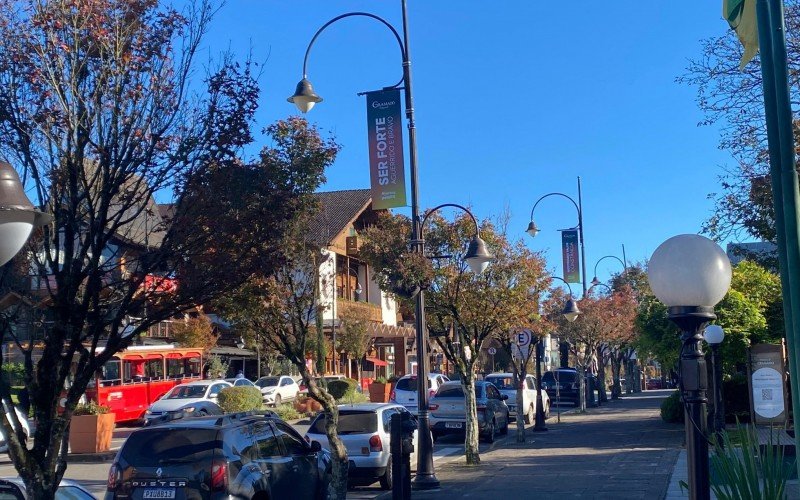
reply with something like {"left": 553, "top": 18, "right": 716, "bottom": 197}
{"left": 369, "top": 382, "right": 391, "bottom": 403}
{"left": 69, "top": 413, "right": 115, "bottom": 454}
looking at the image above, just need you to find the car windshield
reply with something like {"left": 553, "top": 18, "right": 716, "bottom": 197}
{"left": 486, "top": 376, "right": 515, "bottom": 390}
{"left": 166, "top": 385, "right": 207, "bottom": 399}
{"left": 395, "top": 377, "right": 418, "bottom": 391}
{"left": 309, "top": 411, "right": 377, "bottom": 435}
{"left": 542, "top": 371, "right": 576, "bottom": 384}
{"left": 256, "top": 377, "right": 279, "bottom": 388}
{"left": 119, "top": 428, "right": 220, "bottom": 467}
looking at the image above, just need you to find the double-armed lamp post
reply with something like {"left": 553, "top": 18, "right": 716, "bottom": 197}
{"left": 288, "top": 2, "right": 494, "bottom": 489}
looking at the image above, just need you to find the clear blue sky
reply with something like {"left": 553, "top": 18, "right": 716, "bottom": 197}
{"left": 200, "top": 1, "right": 739, "bottom": 292}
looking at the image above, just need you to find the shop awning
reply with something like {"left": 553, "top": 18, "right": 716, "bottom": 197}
{"left": 365, "top": 357, "right": 388, "bottom": 367}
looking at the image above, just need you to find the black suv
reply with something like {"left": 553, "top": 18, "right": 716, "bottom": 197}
{"left": 541, "top": 369, "right": 580, "bottom": 406}
{"left": 105, "top": 411, "right": 332, "bottom": 499}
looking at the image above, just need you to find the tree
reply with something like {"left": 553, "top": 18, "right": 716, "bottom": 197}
{"left": 171, "top": 314, "right": 218, "bottom": 353}
{"left": 677, "top": 0, "right": 800, "bottom": 242}
{"left": 212, "top": 118, "right": 347, "bottom": 498}
{"left": 361, "top": 211, "right": 549, "bottom": 464}
{"left": 0, "top": 2, "right": 316, "bottom": 497}
{"left": 337, "top": 306, "right": 372, "bottom": 384}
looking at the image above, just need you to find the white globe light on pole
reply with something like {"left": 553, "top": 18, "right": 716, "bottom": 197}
{"left": 648, "top": 233, "right": 732, "bottom": 500}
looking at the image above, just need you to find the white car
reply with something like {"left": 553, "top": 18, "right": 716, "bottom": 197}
{"left": 389, "top": 373, "right": 449, "bottom": 410}
{"left": 144, "top": 379, "right": 231, "bottom": 424}
{"left": 485, "top": 372, "right": 550, "bottom": 424}
{"left": 304, "top": 403, "right": 424, "bottom": 490}
{"left": 254, "top": 375, "right": 300, "bottom": 406}
{"left": 0, "top": 405, "right": 29, "bottom": 453}
{"left": 224, "top": 377, "right": 257, "bottom": 388}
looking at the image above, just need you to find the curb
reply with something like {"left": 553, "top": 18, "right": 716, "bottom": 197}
{"left": 67, "top": 450, "right": 118, "bottom": 463}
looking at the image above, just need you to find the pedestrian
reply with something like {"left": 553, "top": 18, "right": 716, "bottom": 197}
{"left": 236, "top": 370, "right": 244, "bottom": 379}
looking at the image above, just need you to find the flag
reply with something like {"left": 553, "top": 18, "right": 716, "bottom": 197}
{"left": 723, "top": 0, "right": 759, "bottom": 70}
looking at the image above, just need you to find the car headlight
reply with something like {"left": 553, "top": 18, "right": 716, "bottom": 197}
{"left": 145, "top": 410, "right": 152, "bottom": 416}
{"left": 263, "top": 389, "right": 275, "bottom": 394}
{"left": 182, "top": 406, "right": 196, "bottom": 413}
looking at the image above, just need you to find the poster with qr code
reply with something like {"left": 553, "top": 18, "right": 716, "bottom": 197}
{"left": 752, "top": 367, "right": 784, "bottom": 419}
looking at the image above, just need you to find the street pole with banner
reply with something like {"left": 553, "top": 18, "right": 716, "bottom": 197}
{"left": 365, "top": 89, "right": 407, "bottom": 210}
{"left": 561, "top": 229, "right": 580, "bottom": 284}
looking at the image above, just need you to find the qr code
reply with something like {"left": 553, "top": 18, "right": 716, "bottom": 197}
{"left": 762, "top": 389, "right": 774, "bottom": 401}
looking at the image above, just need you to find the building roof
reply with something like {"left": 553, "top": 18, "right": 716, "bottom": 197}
{"left": 307, "top": 189, "right": 372, "bottom": 246}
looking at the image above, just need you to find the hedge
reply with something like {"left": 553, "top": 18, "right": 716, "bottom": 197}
{"left": 217, "top": 386, "right": 263, "bottom": 413}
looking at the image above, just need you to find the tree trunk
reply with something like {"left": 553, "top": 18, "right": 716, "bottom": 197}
{"left": 462, "top": 372, "right": 481, "bottom": 465}
{"left": 577, "top": 365, "right": 587, "bottom": 413}
{"left": 515, "top": 371, "right": 526, "bottom": 443}
{"left": 610, "top": 355, "right": 623, "bottom": 399}
{"left": 596, "top": 346, "right": 608, "bottom": 403}
{"left": 305, "top": 371, "right": 347, "bottom": 499}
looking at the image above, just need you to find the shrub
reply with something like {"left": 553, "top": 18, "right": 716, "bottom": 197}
{"left": 274, "top": 403, "right": 300, "bottom": 421}
{"left": 374, "top": 376, "right": 388, "bottom": 384}
{"left": 217, "top": 387, "right": 263, "bottom": 413}
{"left": 339, "top": 390, "right": 369, "bottom": 404}
{"left": 74, "top": 401, "right": 110, "bottom": 415}
{"left": 660, "top": 390, "right": 684, "bottom": 423}
{"left": 327, "top": 380, "right": 350, "bottom": 399}
{"left": 2, "top": 363, "right": 24, "bottom": 387}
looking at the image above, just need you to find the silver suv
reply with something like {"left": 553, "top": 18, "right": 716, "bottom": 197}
{"left": 389, "top": 373, "right": 449, "bottom": 410}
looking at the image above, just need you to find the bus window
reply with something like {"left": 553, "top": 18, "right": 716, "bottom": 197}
{"left": 185, "top": 357, "right": 201, "bottom": 377}
{"left": 101, "top": 360, "right": 121, "bottom": 386}
{"left": 167, "top": 358, "right": 184, "bottom": 379}
{"left": 144, "top": 358, "right": 164, "bottom": 381}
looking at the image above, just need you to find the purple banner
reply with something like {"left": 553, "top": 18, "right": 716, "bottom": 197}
{"left": 561, "top": 229, "right": 580, "bottom": 283}
{"left": 366, "top": 90, "right": 407, "bottom": 209}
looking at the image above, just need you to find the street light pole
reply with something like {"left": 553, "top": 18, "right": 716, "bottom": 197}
{"left": 704, "top": 325, "right": 726, "bottom": 446}
{"left": 534, "top": 339, "right": 548, "bottom": 432}
{"left": 648, "top": 234, "right": 732, "bottom": 500}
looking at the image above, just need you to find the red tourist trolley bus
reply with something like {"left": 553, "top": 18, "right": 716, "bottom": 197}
{"left": 82, "top": 345, "right": 204, "bottom": 423}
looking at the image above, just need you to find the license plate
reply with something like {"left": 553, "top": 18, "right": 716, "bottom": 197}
{"left": 143, "top": 489, "right": 176, "bottom": 499}
{"left": 445, "top": 422, "right": 463, "bottom": 429}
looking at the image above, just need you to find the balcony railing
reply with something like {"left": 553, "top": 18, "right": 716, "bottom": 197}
{"left": 337, "top": 299, "right": 382, "bottom": 323}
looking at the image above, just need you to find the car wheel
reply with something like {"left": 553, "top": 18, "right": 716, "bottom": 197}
{"left": 274, "top": 394, "right": 282, "bottom": 407}
{"left": 380, "top": 456, "right": 393, "bottom": 490}
{"left": 483, "top": 419, "right": 496, "bottom": 443}
{"left": 524, "top": 405, "right": 535, "bottom": 425}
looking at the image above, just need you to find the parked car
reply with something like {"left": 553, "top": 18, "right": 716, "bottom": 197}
{"left": 428, "top": 381, "right": 509, "bottom": 443}
{"left": 304, "top": 403, "right": 423, "bottom": 490}
{"left": 255, "top": 375, "right": 300, "bottom": 406}
{"left": 0, "top": 477, "right": 95, "bottom": 499}
{"left": 143, "top": 379, "right": 232, "bottom": 424}
{"left": 389, "top": 373, "right": 449, "bottom": 410}
{"left": 646, "top": 378, "right": 664, "bottom": 390}
{"left": 299, "top": 374, "right": 346, "bottom": 395}
{"left": 541, "top": 368, "right": 580, "bottom": 406}
{"left": 0, "top": 404, "right": 29, "bottom": 454}
{"left": 485, "top": 372, "right": 550, "bottom": 424}
{"left": 106, "top": 411, "right": 332, "bottom": 500}
{"left": 224, "top": 377, "right": 258, "bottom": 388}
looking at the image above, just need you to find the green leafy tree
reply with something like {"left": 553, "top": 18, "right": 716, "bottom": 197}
{"left": 337, "top": 307, "right": 372, "bottom": 386}
{"left": 171, "top": 314, "right": 218, "bottom": 354}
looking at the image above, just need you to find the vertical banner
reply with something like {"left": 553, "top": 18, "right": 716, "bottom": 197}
{"left": 366, "top": 89, "right": 407, "bottom": 209}
{"left": 561, "top": 229, "right": 580, "bottom": 283}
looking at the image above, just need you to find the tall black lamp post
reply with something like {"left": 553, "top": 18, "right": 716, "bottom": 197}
{"left": 648, "top": 234, "right": 732, "bottom": 500}
{"left": 703, "top": 324, "right": 726, "bottom": 445}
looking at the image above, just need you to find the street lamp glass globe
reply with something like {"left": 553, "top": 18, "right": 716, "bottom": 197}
{"left": 287, "top": 78, "right": 323, "bottom": 113}
{"left": 465, "top": 236, "right": 493, "bottom": 274}
{"left": 647, "top": 234, "right": 731, "bottom": 307}
{"left": 0, "top": 218, "right": 34, "bottom": 267}
{"left": 562, "top": 298, "right": 580, "bottom": 322}
{"left": 355, "top": 283, "right": 363, "bottom": 295}
{"left": 704, "top": 324, "right": 725, "bottom": 345}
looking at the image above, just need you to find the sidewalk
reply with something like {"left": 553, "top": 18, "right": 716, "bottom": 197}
{"left": 404, "top": 390, "right": 683, "bottom": 499}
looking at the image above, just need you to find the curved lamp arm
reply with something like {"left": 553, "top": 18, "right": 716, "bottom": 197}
{"left": 588, "top": 282, "right": 613, "bottom": 295}
{"left": 591, "top": 255, "right": 627, "bottom": 286}
{"left": 549, "top": 275, "right": 581, "bottom": 322}
{"left": 526, "top": 192, "right": 581, "bottom": 237}
{"left": 289, "top": 12, "right": 406, "bottom": 111}
{"left": 420, "top": 203, "right": 493, "bottom": 274}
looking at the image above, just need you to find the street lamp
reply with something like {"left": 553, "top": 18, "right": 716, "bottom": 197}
{"left": 590, "top": 252, "right": 627, "bottom": 288}
{"left": 526, "top": 177, "right": 587, "bottom": 296}
{"left": 289, "top": 3, "right": 445, "bottom": 487}
{"left": 0, "top": 161, "right": 52, "bottom": 266}
{"left": 344, "top": 266, "right": 363, "bottom": 298}
{"left": 704, "top": 324, "right": 726, "bottom": 446}
{"left": 648, "top": 234, "right": 732, "bottom": 500}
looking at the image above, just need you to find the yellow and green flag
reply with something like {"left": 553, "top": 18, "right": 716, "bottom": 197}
{"left": 723, "top": 0, "right": 759, "bottom": 70}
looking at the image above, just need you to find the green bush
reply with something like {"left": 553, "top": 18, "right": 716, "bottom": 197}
{"left": 2, "top": 363, "right": 24, "bottom": 387}
{"left": 74, "top": 401, "right": 110, "bottom": 415}
{"left": 722, "top": 374, "right": 750, "bottom": 423}
{"left": 217, "top": 387, "right": 263, "bottom": 413}
{"left": 327, "top": 380, "right": 350, "bottom": 399}
{"left": 339, "top": 390, "right": 369, "bottom": 404}
{"left": 274, "top": 403, "right": 300, "bottom": 421}
{"left": 660, "top": 390, "right": 684, "bottom": 423}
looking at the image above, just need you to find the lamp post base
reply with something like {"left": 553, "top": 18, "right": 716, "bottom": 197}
{"left": 411, "top": 474, "right": 440, "bottom": 490}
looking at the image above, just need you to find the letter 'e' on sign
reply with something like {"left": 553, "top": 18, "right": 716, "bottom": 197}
{"left": 516, "top": 330, "right": 532, "bottom": 347}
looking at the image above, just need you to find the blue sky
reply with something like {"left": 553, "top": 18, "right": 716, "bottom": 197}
{"left": 200, "top": 1, "right": 740, "bottom": 292}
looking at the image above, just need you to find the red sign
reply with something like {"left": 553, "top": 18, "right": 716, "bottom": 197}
{"left": 366, "top": 89, "right": 407, "bottom": 209}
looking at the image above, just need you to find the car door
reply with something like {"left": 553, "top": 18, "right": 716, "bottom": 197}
{"left": 525, "top": 376, "right": 536, "bottom": 411}
{"left": 272, "top": 421, "right": 318, "bottom": 498}
{"left": 487, "top": 384, "right": 505, "bottom": 424}
{"left": 253, "top": 422, "right": 295, "bottom": 496}
{"left": 278, "top": 377, "right": 292, "bottom": 401}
